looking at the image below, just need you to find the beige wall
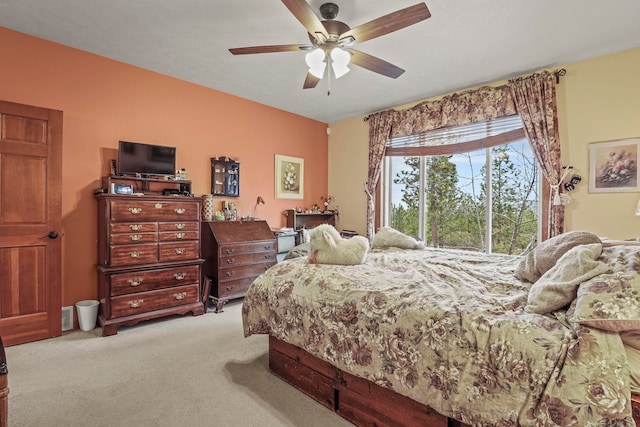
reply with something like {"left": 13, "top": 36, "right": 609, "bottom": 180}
{"left": 329, "top": 47, "right": 640, "bottom": 239}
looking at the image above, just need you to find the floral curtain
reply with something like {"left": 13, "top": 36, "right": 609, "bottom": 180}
{"left": 390, "top": 85, "right": 517, "bottom": 138}
{"left": 364, "top": 110, "right": 395, "bottom": 239}
{"left": 508, "top": 71, "right": 564, "bottom": 237}
{"left": 365, "top": 70, "right": 563, "bottom": 239}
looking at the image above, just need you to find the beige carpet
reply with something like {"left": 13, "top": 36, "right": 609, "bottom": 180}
{"left": 6, "top": 300, "right": 353, "bottom": 427}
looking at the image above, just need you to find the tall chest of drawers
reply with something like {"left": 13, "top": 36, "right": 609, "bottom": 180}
{"left": 201, "top": 220, "right": 276, "bottom": 312}
{"left": 96, "top": 194, "right": 204, "bottom": 336}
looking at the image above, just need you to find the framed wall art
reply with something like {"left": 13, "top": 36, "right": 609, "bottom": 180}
{"left": 589, "top": 138, "right": 640, "bottom": 193}
{"left": 275, "top": 154, "right": 304, "bottom": 199}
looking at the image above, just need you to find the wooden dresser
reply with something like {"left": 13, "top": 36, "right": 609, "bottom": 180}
{"left": 96, "top": 194, "right": 204, "bottom": 336}
{"left": 201, "top": 220, "right": 276, "bottom": 312}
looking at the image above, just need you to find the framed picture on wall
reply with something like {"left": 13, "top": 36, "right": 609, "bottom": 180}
{"left": 275, "top": 154, "right": 304, "bottom": 199}
{"left": 589, "top": 138, "right": 640, "bottom": 193}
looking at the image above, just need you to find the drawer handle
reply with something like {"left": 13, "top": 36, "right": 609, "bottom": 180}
{"left": 225, "top": 285, "right": 235, "bottom": 292}
{"left": 226, "top": 271, "right": 235, "bottom": 277}
{"left": 174, "top": 208, "right": 186, "bottom": 214}
{"left": 174, "top": 292, "right": 187, "bottom": 300}
{"left": 175, "top": 223, "right": 186, "bottom": 229}
{"left": 155, "top": 203, "right": 163, "bottom": 209}
{"left": 128, "top": 299, "right": 144, "bottom": 308}
{"left": 174, "top": 248, "right": 186, "bottom": 254}
{"left": 264, "top": 254, "right": 272, "bottom": 259}
{"left": 264, "top": 245, "right": 272, "bottom": 250}
{"left": 127, "top": 278, "right": 143, "bottom": 287}
{"left": 129, "top": 224, "right": 142, "bottom": 231}
{"left": 173, "top": 272, "right": 186, "bottom": 280}
{"left": 226, "top": 258, "right": 235, "bottom": 264}
{"left": 225, "top": 248, "right": 235, "bottom": 254}
{"left": 128, "top": 207, "right": 142, "bottom": 215}
{"left": 129, "top": 251, "right": 140, "bottom": 258}
{"left": 129, "top": 234, "right": 142, "bottom": 241}
{"left": 175, "top": 232, "right": 185, "bottom": 239}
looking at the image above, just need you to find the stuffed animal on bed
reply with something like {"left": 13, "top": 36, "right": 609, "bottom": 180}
{"left": 308, "top": 224, "right": 369, "bottom": 265}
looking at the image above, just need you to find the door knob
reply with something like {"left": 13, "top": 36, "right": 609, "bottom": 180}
{"left": 48, "top": 231, "right": 59, "bottom": 239}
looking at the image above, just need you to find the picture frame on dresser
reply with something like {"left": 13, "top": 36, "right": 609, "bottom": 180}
{"left": 275, "top": 154, "right": 304, "bottom": 199}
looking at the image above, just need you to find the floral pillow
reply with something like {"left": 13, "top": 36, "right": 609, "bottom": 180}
{"left": 568, "top": 245, "right": 640, "bottom": 331}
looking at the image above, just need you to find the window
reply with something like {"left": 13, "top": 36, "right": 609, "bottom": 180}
{"left": 381, "top": 116, "right": 540, "bottom": 254}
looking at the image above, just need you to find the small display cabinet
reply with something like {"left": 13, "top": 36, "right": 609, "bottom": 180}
{"left": 210, "top": 157, "right": 239, "bottom": 197}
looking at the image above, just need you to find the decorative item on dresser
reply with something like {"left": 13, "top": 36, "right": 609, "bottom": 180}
{"left": 201, "top": 220, "right": 276, "bottom": 313}
{"left": 95, "top": 193, "right": 204, "bottom": 336}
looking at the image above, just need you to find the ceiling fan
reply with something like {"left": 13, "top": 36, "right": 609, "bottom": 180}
{"left": 229, "top": 1, "right": 431, "bottom": 90}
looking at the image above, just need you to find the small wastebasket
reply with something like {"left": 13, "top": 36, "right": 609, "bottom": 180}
{"left": 75, "top": 300, "right": 99, "bottom": 331}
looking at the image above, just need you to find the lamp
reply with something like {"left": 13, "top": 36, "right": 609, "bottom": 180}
{"left": 330, "top": 48, "right": 350, "bottom": 78}
{"left": 305, "top": 47, "right": 350, "bottom": 79}
{"left": 305, "top": 48, "right": 326, "bottom": 78}
{"left": 253, "top": 196, "right": 265, "bottom": 219}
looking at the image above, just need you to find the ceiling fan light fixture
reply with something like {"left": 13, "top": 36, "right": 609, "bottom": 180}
{"left": 305, "top": 48, "right": 326, "bottom": 78}
{"left": 330, "top": 47, "right": 350, "bottom": 78}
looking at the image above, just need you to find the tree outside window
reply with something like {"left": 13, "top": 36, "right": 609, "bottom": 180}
{"left": 387, "top": 139, "right": 538, "bottom": 255}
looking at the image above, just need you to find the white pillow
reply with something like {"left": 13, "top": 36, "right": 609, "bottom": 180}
{"left": 371, "top": 227, "right": 424, "bottom": 249}
{"left": 525, "top": 243, "right": 609, "bottom": 314}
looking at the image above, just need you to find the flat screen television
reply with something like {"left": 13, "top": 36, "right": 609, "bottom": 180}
{"left": 117, "top": 140, "right": 176, "bottom": 177}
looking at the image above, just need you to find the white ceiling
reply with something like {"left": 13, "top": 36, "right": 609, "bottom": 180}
{"left": 1, "top": 0, "right": 639, "bottom": 123}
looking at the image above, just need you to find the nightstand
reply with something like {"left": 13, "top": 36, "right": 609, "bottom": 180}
{"left": 273, "top": 229, "right": 298, "bottom": 262}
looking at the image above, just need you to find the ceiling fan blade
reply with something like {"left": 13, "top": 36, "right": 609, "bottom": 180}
{"left": 350, "top": 50, "right": 405, "bottom": 79}
{"left": 229, "top": 44, "right": 310, "bottom": 55}
{"left": 339, "top": 3, "right": 431, "bottom": 44}
{"left": 281, "top": 0, "right": 329, "bottom": 41}
{"left": 303, "top": 72, "right": 321, "bottom": 89}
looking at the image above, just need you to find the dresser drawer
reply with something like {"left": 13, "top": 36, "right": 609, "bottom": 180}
{"left": 219, "top": 251, "right": 276, "bottom": 267}
{"left": 213, "top": 277, "right": 257, "bottom": 300}
{"left": 158, "top": 222, "right": 199, "bottom": 232}
{"left": 110, "top": 232, "right": 157, "bottom": 245}
{"left": 219, "top": 241, "right": 276, "bottom": 256}
{"left": 218, "top": 261, "right": 275, "bottom": 283}
{"left": 110, "top": 284, "right": 199, "bottom": 317}
{"left": 159, "top": 241, "right": 200, "bottom": 262}
{"left": 110, "top": 222, "right": 158, "bottom": 233}
{"left": 110, "top": 243, "right": 158, "bottom": 267}
{"left": 159, "top": 230, "right": 199, "bottom": 242}
{"left": 110, "top": 265, "right": 200, "bottom": 296}
{"left": 111, "top": 200, "right": 200, "bottom": 222}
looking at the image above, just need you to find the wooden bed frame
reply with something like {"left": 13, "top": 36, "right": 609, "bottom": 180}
{"left": 269, "top": 336, "right": 640, "bottom": 427}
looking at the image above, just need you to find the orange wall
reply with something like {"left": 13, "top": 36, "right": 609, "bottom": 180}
{"left": 0, "top": 27, "right": 328, "bottom": 307}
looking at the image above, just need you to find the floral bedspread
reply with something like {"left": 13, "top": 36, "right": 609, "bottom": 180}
{"left": 242, "top": 247, "right": 635, "bottom": 426}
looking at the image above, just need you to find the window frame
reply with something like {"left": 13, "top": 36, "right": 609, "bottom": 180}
{"left": 377, "top": 122, "right": 550, "bottom": 251}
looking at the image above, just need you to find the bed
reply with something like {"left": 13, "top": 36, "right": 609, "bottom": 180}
{"left": 242, "top": 233, "right": 640, "bottom": 426}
